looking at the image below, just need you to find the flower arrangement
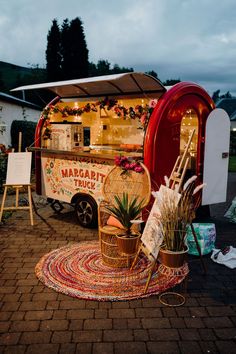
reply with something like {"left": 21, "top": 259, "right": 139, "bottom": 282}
{"left": 153, "top": 176, "right": 206, "bottom": 252}
{"left": 41, "top": 98, "right": 158, "bottom": 131}
{"left": 114, "top": 156, "right": 144, "bottom": 175}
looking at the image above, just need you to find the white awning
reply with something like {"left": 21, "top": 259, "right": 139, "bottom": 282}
{"left": 11, "top": 72, "right": 166, "bottom": 99}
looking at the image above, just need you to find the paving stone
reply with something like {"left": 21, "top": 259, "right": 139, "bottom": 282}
{"left": 59, "top": 300, "right": 86, "bottom": 309}
{"left": 59, "top": 343, "right": 76, "bottom": 354}
{"left": 113, "top": 318, "right": 127, "bottom": 329}
{"left": 135, "top": 308, "right": 162, "bottom": 318}
{"left": 215, "top": 340, "right": 236, "bottom": 354}
{"left": 10, "top": 320, "right": 40, "bottom": 332}
{"left": 73, "top": 330, "right": 102, "bottom": 343}
{"left": 147, "top": 341, "right": 180, "bottom": 354}
{"left": 20, "top": 331, "right": 52, "bottom": 344}
{"left": 3, "top": 345, "right": 26, "bottom": 354}
{"left": 84, "top": 319, "right": 112, "bottom": 330}
{"left": 25, "top": 343, "right": 59, "bottom": 354}
{"left": 114, "top": 341, "right": 147, "bottom": 354}
{"left": 149, "top": 329, "right": 179, "bottom": 341}
{"left": 75, "top": 342, "right": 92, "bottom": 353}
{"left": 184, "top": 317, "right": 205, "bottom": 328}
{"left": 170, "top": 318, "right": 186, "bottom": 330}
{"left": 0, "top": 332, "right": 21, "bottom": 345}
{"left": 199, "top": 328, "right": 217, "bottom": 340}
{"left": 109, "top": 308, "right": 135, "bottom": 319}
{"left": 94, "top": 309, "right": 107, "bottom": 319}
{"left": 133, "top": 329, "right": 149, "bottom": 341}
{"left": 178, "top": 341, "right": 201, "bottom": 354}
{"left": 40, "top": 319, "right": 69, "bottom": 331}
{"left": 93, "top": 342, "right": 114, "bottom": 354}
{"left": 214, "top": 328, "right": 236, "bottom": 339}
{"left": 24, "top": 310, "right": 53, "bottom": 320}
{"left": 67, "top": 309, "right": 94, "bottom": 319}
{"left": 19, "top": 301, "right": 47, "bottom": 311}
{"left": 51, "top": 330, "right": 72, "bottom": 343}
{"left": 142, "top": 318, "right": 171, "bottom": 329}
{"left": 206, "top": 305, "right": 235, "bottom": 316}
{"left": 69, "top": 320, "right": 83, "bottom": 331}
{"left": 103, "top": 329, "right": 133, "bottom": 342}
{"left": 178, "top": 328, "right": 201, "bottom": 340}
{"left": 204, "top": 316, "right": 234, "bottom": 328}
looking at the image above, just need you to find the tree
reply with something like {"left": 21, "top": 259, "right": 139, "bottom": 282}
{"left": 46, "top": 19, "right": 62, "bottom": 81}
{"left": 61, "top": 17, "right": 89, "bottom": 79}
{"left": 146, "top": 70, "right": 158, "bottom": 79}
{"left": 163, "top": 78, "right": 181, "bottom": 86}
{"left": 212, "top": 89, "right": 220, "bottom": 103}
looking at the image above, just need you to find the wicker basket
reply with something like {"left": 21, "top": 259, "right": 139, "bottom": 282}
{"left": 101, "top": 231, "right": 133, "bottom": 268}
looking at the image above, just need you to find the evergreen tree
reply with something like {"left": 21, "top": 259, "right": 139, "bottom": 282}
{"left": 46, "top": 19, "right": 62, "bottom": 81}
{"left": 60, "top": 18, "right": 70, "bottom": 80}
{"left": 146, "top": 70, "right": 158, "bottom": 79}
{"left": 61, "top": 17, "right": 89, "bottom": 79}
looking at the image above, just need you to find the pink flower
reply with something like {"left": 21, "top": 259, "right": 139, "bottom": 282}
{"left": 134, "top": 166, "right": 144, "bottom": 173}
{"left": 148, "top": 99, "right": 158, "bottom": 108}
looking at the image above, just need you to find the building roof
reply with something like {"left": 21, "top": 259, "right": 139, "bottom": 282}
{"left": 0, "top": 92, "right": 42, "bottom": 110}
{"left": 216, "top": 98, "right": 236, "bottom": 118}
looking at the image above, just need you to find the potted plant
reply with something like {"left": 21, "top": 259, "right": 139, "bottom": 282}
{"left": 105, "top": 192, "right": 144, "bottom": 255}
{"left": 155, "top": 176, "right": 205, "bottom": 268}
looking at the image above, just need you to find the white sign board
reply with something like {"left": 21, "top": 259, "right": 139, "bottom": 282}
{"left": 6, "top": 152, "right": 32, "bottom": 185}
{"left": 202, "top": 108, "right": 230, "bottom": 205}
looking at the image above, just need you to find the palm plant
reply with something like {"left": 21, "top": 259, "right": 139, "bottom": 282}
{"left": 105, "top": 192, "right": 144, "bottom": 237}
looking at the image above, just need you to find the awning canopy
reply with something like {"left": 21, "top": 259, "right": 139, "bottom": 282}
{"left": 11, "top": 72, "right": 166, "bottom": 99}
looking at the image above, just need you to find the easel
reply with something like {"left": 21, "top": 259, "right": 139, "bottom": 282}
{"left": 0, "top": 132, "right": 34, "bottom": 226}
{"left": 131, "top": 129, "right": 206, "bottom": 294}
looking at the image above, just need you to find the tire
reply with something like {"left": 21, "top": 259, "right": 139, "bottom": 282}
{"left": 75, "top": 195, "right": 98, "bottom": 228}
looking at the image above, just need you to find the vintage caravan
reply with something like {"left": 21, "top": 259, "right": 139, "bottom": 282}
{"left": 12, "top": 72, "right": 230, "bottom": 227}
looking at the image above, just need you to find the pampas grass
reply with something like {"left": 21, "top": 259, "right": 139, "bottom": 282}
{"left": 155, "top": 176, "right": 205, "bottom": 251}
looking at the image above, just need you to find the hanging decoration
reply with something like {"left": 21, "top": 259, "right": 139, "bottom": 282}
{"left": 41, "top": 98, "right": 158, "bottom": 135}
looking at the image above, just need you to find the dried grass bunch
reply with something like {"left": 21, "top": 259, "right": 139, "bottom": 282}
{"left": 154, "top": 176, "right": 206, "bottom": 251}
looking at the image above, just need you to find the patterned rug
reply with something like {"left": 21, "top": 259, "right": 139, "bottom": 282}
{"left": 35, "top": 241, "right": 188, "bottom": 301}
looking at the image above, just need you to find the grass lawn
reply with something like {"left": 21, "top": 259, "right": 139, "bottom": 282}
{"left": 229, "top": 155, "right": 236, "bottom": 172}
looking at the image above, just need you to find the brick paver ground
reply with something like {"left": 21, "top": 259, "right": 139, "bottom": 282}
{"left": 1, "top": 174, "right": 236, "bottom": 354}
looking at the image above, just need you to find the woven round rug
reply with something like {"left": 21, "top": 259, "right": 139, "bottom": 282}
{"left": 35, "top": 241, "right": 188, "bottom": 301}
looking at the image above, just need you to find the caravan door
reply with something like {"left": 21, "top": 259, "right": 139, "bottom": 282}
{"left": 202, "top": 108, "right": 230, "bottom": 205}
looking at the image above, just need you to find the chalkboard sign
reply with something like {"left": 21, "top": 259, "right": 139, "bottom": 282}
{"left": 6, "top": 152, "right": 32, "bottom": 185}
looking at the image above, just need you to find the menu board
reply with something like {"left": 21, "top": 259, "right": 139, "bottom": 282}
{"left": 6, "top": 152, "right": 32, "bottom": 185}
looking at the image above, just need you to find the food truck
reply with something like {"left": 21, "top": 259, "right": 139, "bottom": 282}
{"left": 12, "top": 72, "right": 230, "bottom": 228}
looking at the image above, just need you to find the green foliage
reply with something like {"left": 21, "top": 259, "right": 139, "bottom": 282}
{"left": 163, "top": 78, "right": 181, "bottom": 86}
{"left": 46, "top": 19, "right": 62, "bottom": 81}
{"left": 229, "top": 155, "right": 236, "bottom": 172}
{"left": 146, "top": 70, "right": 158, "bottom": 79}
{"left": 0, "top": 153, "right": 8, "bottom": 192}
{"left": 46, "top": 17, "right": 89, "bottom": 81}
{"left": 230, "top": 131, "right": 236, "bottom": 156}
{"left": 10, "top": 120, "right": 36, "bottom": 152}
{"left": 105, "top": 193, "right": 144, "bottom": 235}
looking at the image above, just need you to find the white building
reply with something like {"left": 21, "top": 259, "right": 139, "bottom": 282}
{"left": 0, "top": 92, "right": 42, "bottom": 148}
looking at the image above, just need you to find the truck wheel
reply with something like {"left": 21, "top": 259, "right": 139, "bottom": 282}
{"left": 75, "top": 196, "right": 98, "bottom": 228}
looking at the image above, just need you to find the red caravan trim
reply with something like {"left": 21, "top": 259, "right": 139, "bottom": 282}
{"left": 35, "top": 96, "right": 61, "bottom": 195}
{"left": 144, "top": 81, "right": 215, "bottom": 190}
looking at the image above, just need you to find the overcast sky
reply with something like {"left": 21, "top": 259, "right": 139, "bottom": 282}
{"left": 1, "top": 0, "right": 236, "bottom": 96}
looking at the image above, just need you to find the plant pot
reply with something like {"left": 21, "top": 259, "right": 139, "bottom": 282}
{"left": 159, "top": 246, "right": 189, "bottom": 268}
{"left": 116, "top": 233, "right": 141, "bottom": 255}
